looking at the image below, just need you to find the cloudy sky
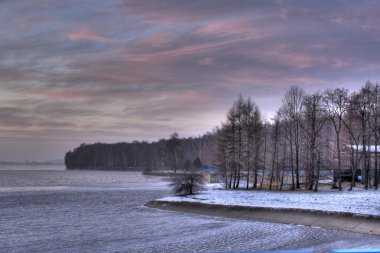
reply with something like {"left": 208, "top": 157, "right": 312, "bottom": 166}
{"left": 1, "top": 0, "right": 380, "bottom": 161}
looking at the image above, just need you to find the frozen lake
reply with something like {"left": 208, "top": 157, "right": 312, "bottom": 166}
{"left": 1, "top": 169, "right": 380, "bottom": 253}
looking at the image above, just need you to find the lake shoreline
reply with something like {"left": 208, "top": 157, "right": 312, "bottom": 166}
{"left": 146, "top": 200, "right": 380, "bottom": 236}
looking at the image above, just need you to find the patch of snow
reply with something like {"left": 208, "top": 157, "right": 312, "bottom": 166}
{"left": 159, "top": 188, "right": 380, "bottom": 216}
{"left": 204, "top": 183, "right": 224, "bottom": 190}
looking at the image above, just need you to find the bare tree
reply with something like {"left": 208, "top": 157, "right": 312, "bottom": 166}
{"left": 343, "top": 108, "right": 364, "bottom": 190}
{"left": 215, "top": 125, "right": 232, "bottom": 189}
{"left": 260, "top": 122, "right": 268, "bottom": 189}
{"left": 226, "top": 102, "right": 239, "bottom": 188}
{"left": 281, "top": 86, "right": 304, "bottom": 189}
{"left": 370, "top": 83, "right": 380, "bottom": 189}
{"left": 269, "top": 114, "right": 280, "bottom": 190}
{"left": 215, "top": 95, "right": 262, "bottom": 189}
{"left": 170, "top": 172, "right": 205, "bottom": 195}
{"left": 323, "top": 88, "right": 349, "bottom": 190}
{"left": 165, "top": 132, "right": 183, "bottom": 173}
{"left": 248, "top": 103, "right": 263, "bottom": 189}
{"left": 302, "top": 92, "right": 327, "bottom": 191}
{"left": 350, "top": 84, "right": 373, "bottom": 189}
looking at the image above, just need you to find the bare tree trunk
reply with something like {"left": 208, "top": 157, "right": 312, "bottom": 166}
{"left": 232, "top": 166, "right": 237, "bottom": 189}
{"left": 269, "top": 122, "right": 278, "bottom": 190}
{"left": 224, "top": 158, "right": 228, "bottom": 189}
{"left": 253, "top": 153, "right": 258, "bottom": 189}
{"left": 295, "top": 122, "right": 301, "bottom": 188}
{"left": 363, "top": 118, "right": 369, "bottom": 190}
{"left": 246, "top": 128, "right": 251, "bottom": 190}
{"left": 314, "top": 152, "right": 321, "bottom": 192}
{"left": 308, "top": 148, "right": 315, "bottom": 191}
{"left": 375, "top": 126, "right": 378, "bottom": 189}
{"left": 237, "top": 123, "right": 242, "bottom": 189}
{"left": 280, "top": 137, "right": 287, "bottom": 190}
{"left": 228, "top": 169, "right": 233, "bottom": 189}
{"left": 289, "top": 127, "right": 295, "bottom": 190}
{"left": 260, "top": 124, "right": 268, "bottom": 189}
{"left": 305, "top": 153, "right": 310, "bottom": 189}
{"left": 349, "top": 147, "right": 355, "bottom": 191}
{"left": 337, "top": 128, "right": 342, "bottom": 191}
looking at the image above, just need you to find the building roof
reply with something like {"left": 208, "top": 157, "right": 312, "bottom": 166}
{"left": 351, "top": 145, "right": 380, "bottom": 152}
{"left": 202, "top": 168, "right": 220, "bottom": 174}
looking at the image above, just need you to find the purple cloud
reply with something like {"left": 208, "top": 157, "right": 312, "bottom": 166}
{"left": 0, "top": 0, "right": 380, "bottom": 160}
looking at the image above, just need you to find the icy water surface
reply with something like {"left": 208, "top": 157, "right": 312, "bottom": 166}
{"left": 0, "top": 169, "right": 380, "bottom": 253}
{"left": 0, "top": 164, "right": 65, "bottom": 171}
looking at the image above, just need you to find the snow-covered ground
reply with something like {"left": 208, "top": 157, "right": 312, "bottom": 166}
{"left": 159, "top": 185, "right": 380, "bottom": 216}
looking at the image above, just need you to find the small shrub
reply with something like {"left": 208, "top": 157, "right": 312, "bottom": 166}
{"left": 169, "top": 172, "right": 205, "bottom": 195}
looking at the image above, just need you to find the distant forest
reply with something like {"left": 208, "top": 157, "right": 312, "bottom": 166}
{"left": 66, "top": 81, "right": 380, "bottom": 191}
{"left": 65, "top": 133, "right": 217, "bottom": 172}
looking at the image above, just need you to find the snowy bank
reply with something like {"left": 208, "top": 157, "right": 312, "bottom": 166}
{"left": 149, "top": 187, "right": 380, "bottom": 235}
{"left": 158, "top": 188, "right": 380, "bottom": 216}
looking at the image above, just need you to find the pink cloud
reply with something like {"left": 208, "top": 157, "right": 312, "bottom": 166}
{"left": 197, "top": 21, "right": 240, "bottom": 36}
{"left": 198, "top": 57, "right": 215, "bottom": 66}
{"left": 126, "top": 19, "right": 275, "bottom": 63}
{"left": 278, "top": 8, "right": 289, "bottom": 19}
{"left": 22, "top": 88, "right": 87, "bottom": 99}
{"left": 307, "top": 43, "right": 329, "bottom": 50}
{"left": 127, "top": 37, "right": 251, "bottom": 63}
{"left": 252, "top": 44, "right": 325, "bottom": 69}
{"left": 67, "top": 28, "right": 110, "bottom": 42}
{"left": 331, "top": 17, "right": 348, "bottom": 25}
{"left": 332, "top": 58, "right": 348, "bottom": 68}
{"left": 176, "top": 90, "right": 209, "bottom": 103}
{"left": 196, "top": 20, "right": 269, "bottom": 39}
{"left": 134, "top": 31, "right": 176, "bottom": 48}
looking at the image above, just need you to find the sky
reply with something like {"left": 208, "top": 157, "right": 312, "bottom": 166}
{"left": 1, "top": 0, "right": 380, "bottom": 161}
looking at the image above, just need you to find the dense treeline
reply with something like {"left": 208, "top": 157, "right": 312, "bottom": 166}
{"left": 216, "top": 81, "right": 380, "bottom": 191}
{"left": 65, "top": 133, "right": 217, "bottom": 172}
{"left": 65, "top": 81, "right": 380, "bottom": 191}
